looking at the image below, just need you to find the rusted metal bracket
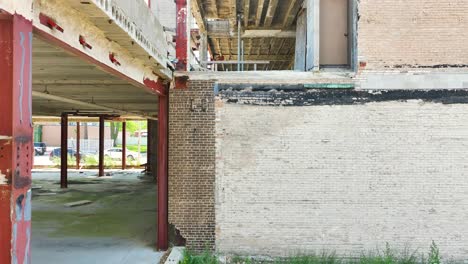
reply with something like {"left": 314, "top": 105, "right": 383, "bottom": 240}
{"left": 39, "top": 13, "right": 64, "bottom": 32}
{"left": 79, "top": 35, "right": 92, "bottom": 49}
{"left": 109, "top": 52, "right": 121, "bottom": 66}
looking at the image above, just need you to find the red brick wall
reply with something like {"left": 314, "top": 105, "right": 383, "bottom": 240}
{"left": 168, "top": 80, "right": 216, "bottom": 252}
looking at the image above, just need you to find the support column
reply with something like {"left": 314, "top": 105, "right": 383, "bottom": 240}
{"left": 175, "top": 0, "right": 188, "bottom": 71}
{"left": 149, "top": 120, "right": 158, "bottom": 180}
{"left": 294, "top": 10, "right": 307, "bottom": 71}
{"left": 122, "top": 121, "right": 126, "bottom": 170}
{"left": 98, "top": 116, "right": 105, "bottom": 177}
{"left": 76, "top": 121, "right": 80, "bottom": 170}
{"left": 306, "top": 0, "right": 320, "bottom": 71}
{"left": 60, "top": 113, "right": 68, "bottom": 188}
{"left": 147, "top": 119, "right": 152, "bottom": 173}
{"left": 200, "top": 33, "right": 208, "bottom": 68}
{"left": 157, "top": 92, "right": 169, "bottom": 250}
{"left": 0, "top": 14, "right": 33, "bottom": 264}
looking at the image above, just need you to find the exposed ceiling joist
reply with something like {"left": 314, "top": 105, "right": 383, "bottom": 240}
{"left": 255, "top": 0, "right": 266, "bottom": 27}
{"left": 264, "top": 0, "right": 280, "bottom": 27}
{"left": 283, "top": 0, "right": 301, "bottom": 29}
{"left": 243, "top": 0, "right": 250, "bottom": 27}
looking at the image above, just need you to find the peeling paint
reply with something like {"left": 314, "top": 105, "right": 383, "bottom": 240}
{"left": 24, "top": 190, "right": 31, "bottom": 221}
{"left": 389, "top": 64, "right": 468, "bottom": 69}
{"left": 0, "top": 170, "right": 7, "bottom": 185}
{"left": 219, "top": 88, "right": 468, "bottom": 106}
{"left": 14, "top": 168, "right": 31, "bottom": 190}
{"left": 28, "top": 31, "right": 32, "bottom": 127}
{"left": 19, "top": 31, "right": 26, "bottom": 124}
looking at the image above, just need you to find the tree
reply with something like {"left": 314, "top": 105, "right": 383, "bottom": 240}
{"left": 110, "top": 122, "right": 121, "bottom": 147}
{"left": 126, "top": 121, "right": 147, "bottom": 135}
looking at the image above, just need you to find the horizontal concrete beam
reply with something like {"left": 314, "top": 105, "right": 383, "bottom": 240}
{"left": 32, "top": 91, "right": 157, "bottom": 119}
{"left": 242, "top": 30, "right": 296, "bottom": 38}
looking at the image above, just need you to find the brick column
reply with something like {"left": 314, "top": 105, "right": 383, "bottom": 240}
{"left": 168, "top": 80, "right": 216, "bottom": 252}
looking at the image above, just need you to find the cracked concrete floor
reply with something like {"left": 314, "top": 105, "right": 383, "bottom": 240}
{"left": 31, "top": 169, "right": 163, "bottom": 264}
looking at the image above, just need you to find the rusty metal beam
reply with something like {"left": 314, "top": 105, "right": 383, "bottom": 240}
{"left": 157, "top": 88, "right": 169, "bottom": 250}
{"left": 60, "top": 113, "right": 68, "bottom": 188}
{"left": 98, "top": 116, "right": 105, "bottom": 177}
{"left": 0, "top": 14, "right": 33, "bottom": 264}
{"left": 147, "top": 119, "right": 152, "bottom": 173}
{"left": 176, "top": 0, "right": 188, "bottom": 72}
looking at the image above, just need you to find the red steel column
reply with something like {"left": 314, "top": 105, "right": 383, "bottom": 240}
{"left": 147, "top": 119, "right": 152, "bottom": 173}
{"left": 157, "top": 91, "right": 169, "bottom": 250}
{"left": 60, "top": 113, "right": 68, "bottom": 188}
{"left": 122, "top": 121, "right": 126, "bottom": 170}
{"left": 0, "top": 14, "right": 33, "bottom": 264}
{"left": 76, "top": 121, "right": 80, "bottom": 170}
{"left": 176, "top": 0, "right": 188, "bottom": 71}
{"left": 98, "top": 116, "right": 105, "bottom": 177}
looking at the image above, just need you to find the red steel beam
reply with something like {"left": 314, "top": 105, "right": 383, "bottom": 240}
{"left": 122, "top": 122, "right": 126, "bottom": 170}
{"left": 98, "top": 116, "right": 105, "bottom": 177}
{"left": 61, "top": 113, "right": 68, "bottom": 188}
{"left": 176, "top": 0, "right": 188, "bottom": 71}
{"left": 157, "top": 88, "right": 169, "bottom": 250}
{"left": 0, "top": 14, "right": 33, "bottom": 264}
{"left": 76, "top": 121, "right": 80, "bottom": 170}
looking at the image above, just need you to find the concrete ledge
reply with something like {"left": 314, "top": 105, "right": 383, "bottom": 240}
{"left": 164, "top": 247, "right": 185, "bottom": 264}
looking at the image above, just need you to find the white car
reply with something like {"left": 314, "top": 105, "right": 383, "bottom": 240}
{"left": 104, "top": 148, "right": 137, "bottom": 161}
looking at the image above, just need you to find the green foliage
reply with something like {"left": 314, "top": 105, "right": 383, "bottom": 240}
{"left": 104, "top": 155, "right": 116, "bottom": 166}
{"left": 125, "top": 121, "right": 147, "bottom": 134}
{"left": 277, "top": 252, "right": 341, "bottom": 264}
{"left": 180, "top": 242, "right": 444, "bottom": 264}
{"left": 116, "top": 144, "right": 147, "bottom": 153}
{"left": 84, "top": 155, "right": 98, "bottom": 166}
{"left": 181, "top": 250, "right": 219, "bottom": 264}
{"left": 428, "top": 241, "right": 440, "bottom": 264}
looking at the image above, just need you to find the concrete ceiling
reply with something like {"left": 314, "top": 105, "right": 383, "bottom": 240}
{"left": 194, "top": 0, "right": 303, "bottom": 70}
{"left": 32, "top": 37, "right": 159, "bottom": 119}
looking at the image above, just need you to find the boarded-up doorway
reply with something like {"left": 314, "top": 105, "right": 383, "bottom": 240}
{"left": 319, "top": 0, "right": 349, "bottom": 66}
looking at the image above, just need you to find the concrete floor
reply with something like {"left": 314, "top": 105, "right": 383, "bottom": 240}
{"left": 31, "top": 170, "right": 163, "bottom": 264}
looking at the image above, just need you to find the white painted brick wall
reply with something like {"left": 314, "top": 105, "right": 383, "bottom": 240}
{"left": 215, "top": 101, "right": 468, "bottom": 259}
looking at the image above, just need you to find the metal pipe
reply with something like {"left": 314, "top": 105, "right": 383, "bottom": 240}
{"left": 60, "top": 113, "right": 68, "bottom": 188}
{"left": 241, "top": 39, "right": 245, "bottom": 71}
{"left": 98, "top": 116, "right": 105, "bottom": 177}
{"left": 237, "top": 15, "right": 241, "bottom": 71}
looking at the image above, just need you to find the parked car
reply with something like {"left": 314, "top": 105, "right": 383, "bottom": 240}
{"left": 49, "top": 148, "right": 86, "bottom": 161}
{"left": 104, "top": 148, "right": 137, "bottom": 161}
{"left": 34, "top": 142, "right": 47, "bottom": 156}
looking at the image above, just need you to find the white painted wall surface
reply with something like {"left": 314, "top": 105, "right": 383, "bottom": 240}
{"left": 216, "top": 101, "right": 468, "bottom": 259}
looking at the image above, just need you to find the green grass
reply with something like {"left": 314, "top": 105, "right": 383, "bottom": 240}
{"left": 181, "top": 242, "right": 442, "bottom": 264}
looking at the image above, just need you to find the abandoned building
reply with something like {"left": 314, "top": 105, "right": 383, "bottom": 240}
{"left": 1, "top": 0, "right": 468, "bottom": 263}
